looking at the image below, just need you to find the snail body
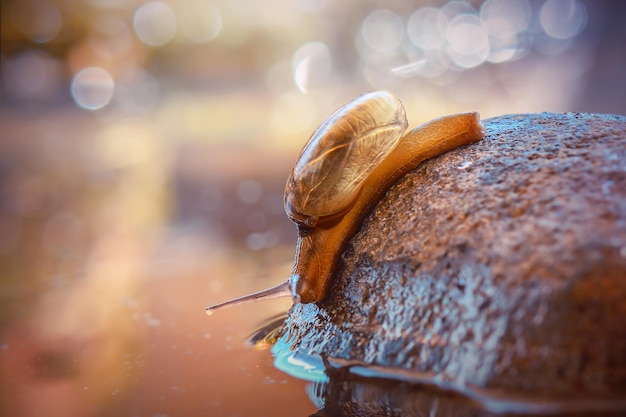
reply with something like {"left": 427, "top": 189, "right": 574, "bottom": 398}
{"left": 206, "top": 91, "right": 485, "bottom": 315}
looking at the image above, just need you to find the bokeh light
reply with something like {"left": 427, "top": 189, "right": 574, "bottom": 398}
{"left": 178, "top": 1, "right": 223, "bottom": 43}
{"left": 292, "top": 42, "right": 333, "bottom": 94}
{"left": 71, "top": 67, "right": 115, "bottom": 110}
{"left": 14, "top": 0, "right": 63, "bottom": 43}
{"left": 361, "top": 9, "right": 404, "bottom": 53}
{"left": 294, "top": 0, "right": 330, "bottom": 14}
{"left": 2, "top": 50, "right": 63, "bottom": 101}
{"left": 480, "top": 0, "right": 531, "bottom": 37}
{"left": 407, "top": 8, "right": 447, "bottom": 51}
{"left": 540, "top": 0, "right": 587, "bottom": 40}
{"left": 0, "top": 0, "right": 605, "bottom": 118}
{"left": 133, "top": 1, "right": 178, "bottom": 46}
{"left": 237, "top": 179, "right": 263, "bottom": 205}
{"left": 446, "top": 14, "right": 490, "bottom": 68}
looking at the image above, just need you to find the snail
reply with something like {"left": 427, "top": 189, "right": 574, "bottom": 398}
{"left": 205, "top": 91, "right": 485, "bottom": 315}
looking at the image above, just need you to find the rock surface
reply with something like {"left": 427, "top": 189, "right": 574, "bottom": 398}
{"left": 278, "top": 112, "right": 626, "bottom": 402}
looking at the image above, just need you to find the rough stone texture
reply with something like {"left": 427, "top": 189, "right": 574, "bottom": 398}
{"left": 279, "top": 113, "right": 626, "bottom": 403}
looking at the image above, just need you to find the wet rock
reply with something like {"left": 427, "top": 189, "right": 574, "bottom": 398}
{"left": 279, "top": 113, "right": 626, "bottom": 403}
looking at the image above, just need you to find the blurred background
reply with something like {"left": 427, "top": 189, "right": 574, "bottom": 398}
{"left": 0, "top": 0, "right": 625, "bottom": 416}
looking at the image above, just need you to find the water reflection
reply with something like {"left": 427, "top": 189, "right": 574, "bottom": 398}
{"left": 306, "top": 376, "right": 626, "bottom": 417}
{"left": 273, "top": 337, "right": 626, "bottom": 417}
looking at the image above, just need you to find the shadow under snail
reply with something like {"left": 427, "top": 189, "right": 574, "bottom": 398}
{"left": 205, "top": 91, "right": 485, "bottom": 315}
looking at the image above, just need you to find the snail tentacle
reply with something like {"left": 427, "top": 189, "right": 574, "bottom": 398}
{"left": 204, "top": 279, "right": 293, "bottom": 315}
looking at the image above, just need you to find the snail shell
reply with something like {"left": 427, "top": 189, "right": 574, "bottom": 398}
{"left": 205, "top": 91, "right": 485, "bottom": 315}
{"left": 285, "top": 91, "right": 408, "bottom": 228}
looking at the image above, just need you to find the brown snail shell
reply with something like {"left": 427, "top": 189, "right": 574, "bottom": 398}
{"left": 284, "top": 91, "right": 408, "bottom": 228}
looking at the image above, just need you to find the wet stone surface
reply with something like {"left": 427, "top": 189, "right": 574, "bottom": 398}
{"left": 280, "top": 112, "right": 626, "bottom": 401}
